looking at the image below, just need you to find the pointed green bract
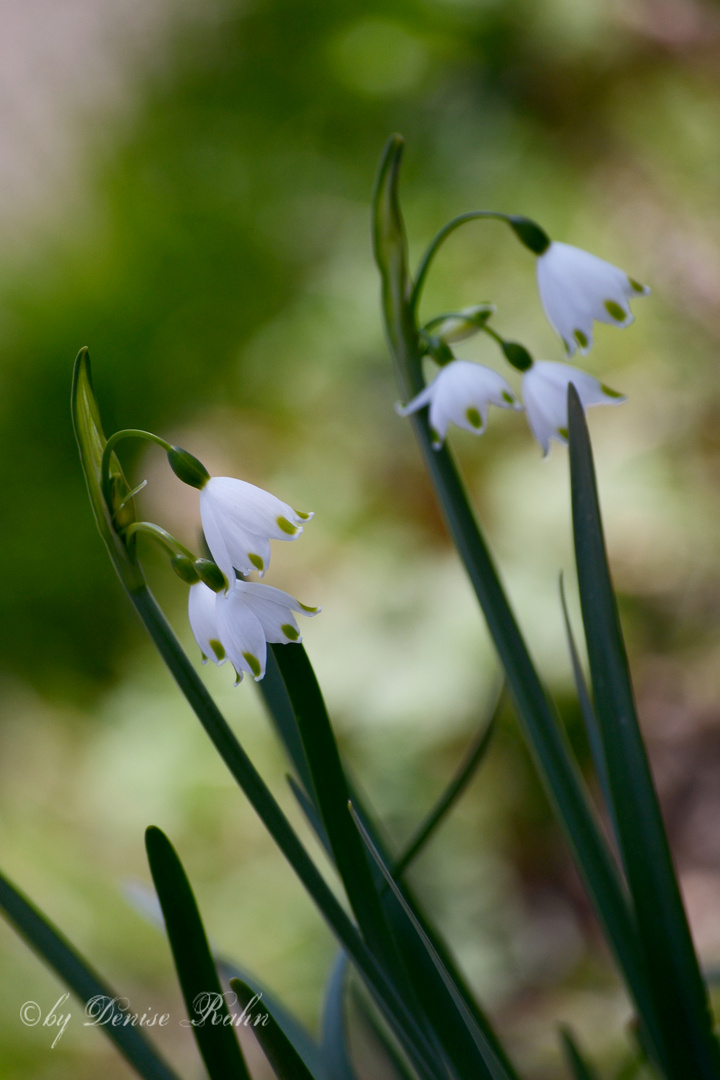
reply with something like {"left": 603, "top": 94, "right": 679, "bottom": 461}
{"left": 71, "top": 348, "right": 145, "bottom": 593}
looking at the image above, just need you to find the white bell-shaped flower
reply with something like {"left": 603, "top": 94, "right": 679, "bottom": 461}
{"left": 188, "top": 580, "right": 320, "bottom": 682}
{"left": 396, "top": 359, "right": 522, "bottom": 449}
{"left": 200, "top": 476, "right": 312, "bottom": 584}
{"left": 522, "top": 361, "right": 625, "bottom": 456}
{"left": 536, "top": 241, "right": 649, "bottom": 356}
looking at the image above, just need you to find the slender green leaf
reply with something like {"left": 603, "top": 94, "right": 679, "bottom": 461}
{"left": 320, "top": 952, "right": 359, "bottom": 1080}
{"left": 260, "top": 647, "right": 317, "bottom": 804}
{"left": 218, "top": 959, "right": 329, "bottom": 1080}
{"left": 0, "top": 868, "right": 180, "bottom": 1080}
{"left": 395, "top": 695, "right": 500, "bottom": 876}
{"left": 567, "top": 385, "right": 720, "bottom": 1080}
{"left": 558, "top": 575, "right": 615, "bottom": 834}
{"left": 350, "top": 804, "right": 517, "bottom": 1080}
{"left": 230, "top": 978, "right": 316, "bottom": 1080}
{"left": 559, "top": 1027, "right": 600, "bottom": 1080}
{"left": 145, "top": 827, "right": 251, "bottom": 1080}
{"left": 372, "top": 138, "right": 666, "bottom": 1071}
{"left": 287, "top": 774, "right": 332, "bottom": 858}
{"left": 353, "top": 990, "right": 416, "bottom": 1080}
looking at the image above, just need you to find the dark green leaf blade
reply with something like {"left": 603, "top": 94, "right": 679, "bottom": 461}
{"left": 229, "top": 978, "right": 316, "bottom": 1080}
{"left": 0, "top": 867, "right": 180, "bottom": 1080}
{"left": 145, "top": 827, "right": 251, "bottom": 1080}
{"left": 320, "top": 952, "right": 358, "bottom": 1080}
{"left": 559, "top": 1027, "right": 600, "bottom": 1080}
{"left": 567, "top": 384, "right": 720, "bottom": 1079}
{"left": 218, "top": 959, "right": 329, "bottom": 1080}
{"left": 395, "top": 693, "right": 500, "bottom": 876}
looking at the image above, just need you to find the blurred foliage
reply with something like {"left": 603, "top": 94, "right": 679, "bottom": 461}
{"left": 2, "top": 0, "right": 720, "bottom": 1076}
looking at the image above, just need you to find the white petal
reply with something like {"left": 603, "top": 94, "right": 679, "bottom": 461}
{"left": 215, "top": 589, "right": 268, "bottom": 681}
{"left": 400, "top": 360, "right": 520, "bottom": 447}
{"left": 395, "top": 383, "right": 434, "bottom": 417}
{"left": 233, "top": 580, "right": 318, "bottom": 645}
{"left": 188, "top": 582, "right": 226, "bottom": 665}
{"left": 537, "top": 241, "right": 647, "bottom": 355}
{"left": 200, "top": 476, "right": 309, "bottom": 580}
{"left": 523, "top": 361, "right": 625, "bottom": 455}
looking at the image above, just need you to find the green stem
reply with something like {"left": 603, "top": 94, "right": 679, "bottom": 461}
{"left": 101, "top": 429, "right": 171, "bottom": 505}
{"left": 124, "top": 522, "right": 196, "bottom": 562}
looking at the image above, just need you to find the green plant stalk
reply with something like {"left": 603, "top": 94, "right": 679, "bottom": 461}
{"left": 71, "top": 350, "right": 442, "bottom": 1080}
{"left": 372, "top": 135, "right": 668, "bottom": 1073}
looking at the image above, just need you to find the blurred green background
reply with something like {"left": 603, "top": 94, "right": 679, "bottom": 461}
{"left": 2, "top": 0, "right": 720, "bottom": 1076}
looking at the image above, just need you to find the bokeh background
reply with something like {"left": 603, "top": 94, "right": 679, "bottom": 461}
{"left": 2, "top": 0, "right": 720, "bottom": 1076}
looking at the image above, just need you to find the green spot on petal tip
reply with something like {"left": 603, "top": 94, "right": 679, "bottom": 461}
{"left": 465, "top": 407, "right": 483, "bottom": 430}
{"left": 249, "top": 553, "right": 264, "bottom": 571}
{"left": 502, "top": 391, "right": 514, "bottom": 405}
{"left": 298, "top": 602, "right": 319, "bottom": 613}
{"left": 297, "top": 510, "right": 311, "bottom": 520}
{"left": 557, "top": 426, "right": 569, "bottom": 440}
{"left": 601, "top": 384, "right": 624, "bottom": 398}
{"left": 276, "top": 515, "right": 299, "bottom": 535}
{"left": 573, "top": 329, "right": 588, "bottom": 348}
{"left": 243, "top": 652, "right": 262, "bottom": 678}
{"left": 604, "top": 299, "right": 627, "bottom": 322}
{"left": 281, "top": 624, "right": 300, "bottom": 641}
{"left": 209, "top": 639, "right": 225, "bottom": 662}
{"left": 630, "top": 277, "right": 648, "bottom": 294}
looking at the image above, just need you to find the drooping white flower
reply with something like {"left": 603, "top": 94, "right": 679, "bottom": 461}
{"left": 199, "top": 476, "right": 312, "bottom": 583}
{"left": 188, "top": 580, "right": 320, "bottom": 682}
{"left": 536, "top": 241, "right": 649, "bottom": 356}
{"left": 396, "top": 360, "right": 522, "bottom": 449}
{"left": 522, "top": 361, "right": 625, "bottom": 456}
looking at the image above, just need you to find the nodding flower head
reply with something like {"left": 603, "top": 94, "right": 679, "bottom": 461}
{"left": 396, "top": 359, "right": 522, "bottom": 449}
{"left": 522, "top": 360, "right": 625, "bottom": 456}
{"left": 199, "top": 476, "right": 312, "bottom": 584}
{"left": 188, "top": 579, "right": 320, "bottom": 683}
{"left": 536, "top": 241, "right": 649, "bottom": 356}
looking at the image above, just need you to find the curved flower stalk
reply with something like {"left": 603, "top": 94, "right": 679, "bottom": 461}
{"left": 199, "top": 476, "right": 312, "bottom": 582}
{"left": 188, "top": 579, "right": 320, "bottom": 682}
{"left": 536, "top": 241, "right": 650, "bottom": 356}
{"left": 523, "top": 361, "right": 625, "bottom": 456}
{"left": 396, "top": 359, "right": 522, "bottom": 448}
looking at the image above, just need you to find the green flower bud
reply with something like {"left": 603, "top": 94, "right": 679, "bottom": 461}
{"left": 167, "top": 446, "right": 210, "bottom": 489}
{"left": 428, "top": 304, "right": 495, "bottom": 345}
{"left": 506, "top": 215, "right": 551, "bottom": 256}
{"left": 502, "top": 341, "right": 533, "bottom": 372}
{"left": 194, "top": 558, "right": 228, "bottom": 593}
{"left": 171, "top": 555, "right": 200, "bottom": 585}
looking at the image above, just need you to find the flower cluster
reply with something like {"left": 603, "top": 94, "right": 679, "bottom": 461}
{"left": 399, "top": 236, "right": 647, "bottom": 455}
{"left": 185, "top": 472, "right": 318, "bottom": 682}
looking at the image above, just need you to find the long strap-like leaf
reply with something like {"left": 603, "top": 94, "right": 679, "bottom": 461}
{"left": 145, "top": 827, "right": 251, "bottom": 1080}
{"left": 567, "top": 384, "right": 720, "bottom": 1079}
{"left": 0, "top": 868, "right": 181, "bottom": 1080}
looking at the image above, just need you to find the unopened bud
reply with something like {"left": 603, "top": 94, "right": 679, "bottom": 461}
{"left": 171, "top": 555, "right": 200, "bottom": 585}
{"left": 194, "top": 558, "right": 228, "bottom": 593}
{"left": 432, "top": 304, "right": 495, "bottom": 344}
{"left": 167, "top": 446, "right": 210, "bottom": 490}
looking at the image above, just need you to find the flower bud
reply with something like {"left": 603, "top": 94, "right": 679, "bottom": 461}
{"left": 502, "top": 341, "right": 533, "bottom": 372}
{"left": 431, "top": 304, "right": 495, "bottom": 345}
{"left": 506, "top": 215, "right": 550, "bottom": 255}
{"left": 167, "top": 446, "right": 210, "bottom": 489}
{"left": 171, "top": 555, "right": 200, "bottom": 585}
{"left": 194, "top": 558, "right": 228, "bottom": 593}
